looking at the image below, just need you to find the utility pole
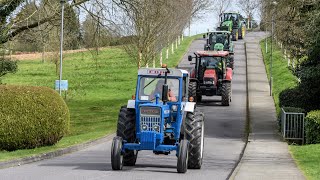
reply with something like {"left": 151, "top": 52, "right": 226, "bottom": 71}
{"left": 59, "top": 0, "right": 65, "bottom": 95}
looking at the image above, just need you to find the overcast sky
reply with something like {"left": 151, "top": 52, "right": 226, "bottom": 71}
{"left": 185, "top": 3, "right": 261, "bottom": 36}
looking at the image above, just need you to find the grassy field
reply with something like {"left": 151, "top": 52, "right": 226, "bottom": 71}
{"left": 260, "top": 38, "right": 320, "bottom": 180}
{"left": 0, "top": 35, "right": 200, "bottom": 161}
{"left": 260, "top": 38, "right": 297, "bottom": 115}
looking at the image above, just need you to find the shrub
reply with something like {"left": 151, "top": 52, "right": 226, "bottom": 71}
{"left": 279, "top": 65, "right": 320, "bottom": 112}
{"left": 0, "top": 58, "right": 18, "bottom": 78}
{"left": 279, "top": 87, "right": 303, "bottom": 109}
{"left": 0, "top": 85, "right": 70, "bottom": 151}
{"left": 305, "top": 110, "right": 320, "bottom": 144}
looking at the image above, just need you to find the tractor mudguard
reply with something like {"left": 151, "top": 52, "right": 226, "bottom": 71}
{"left": 224, "top": 68, "right": 233, "bottom": 81}
{"left": 127, "top": 100, "right": 135, "bottom": 109}
{"left": 189, "top": 78, "right": 200, "bottom": 83}
{"left": 190, "top": 68, "right": 196, "bottom": 78}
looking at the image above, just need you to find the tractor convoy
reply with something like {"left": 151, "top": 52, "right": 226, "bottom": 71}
{"left": 110, "top": 11, "right": 245, "bottom": 174}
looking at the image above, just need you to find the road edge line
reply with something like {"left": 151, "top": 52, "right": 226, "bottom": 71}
{"left": 227, "top": 41, "right": 250, "bottom": 180}
{"left": 0, "top": 133, "right": 115, "bottom": 169}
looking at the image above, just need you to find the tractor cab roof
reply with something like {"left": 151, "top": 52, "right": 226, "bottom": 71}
{"left": 138, "top": 68, "right": 188, "bottom": 77}
{"left": 196, "top": 51, "right": 229, "bottom": 57}
{"left": 208, "top": 31, "right": 231, "bottom": 35}
{"left": 222, "top": 12, "right": 240, "bottom": 15}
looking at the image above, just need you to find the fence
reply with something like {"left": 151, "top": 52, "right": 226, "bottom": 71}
{"left": 281, "top": 108, "right": 305, "bottom": 144}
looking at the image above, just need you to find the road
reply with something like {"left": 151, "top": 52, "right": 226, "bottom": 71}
{"left": 0, "top": 38, "right": 248, "bottom": 180}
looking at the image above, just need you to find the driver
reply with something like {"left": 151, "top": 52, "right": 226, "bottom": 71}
{"left": 150, "top": 80, "right": 177, "bottom": 102}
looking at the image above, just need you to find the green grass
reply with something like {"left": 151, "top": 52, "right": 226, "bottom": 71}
{"left": 0, "top": 35, "right": 199, "bottom": 162}
{"left": 261, "top": 38, "right": 320, "bottom": 180}
{"left": 290, "top": 144, "right": 320, "bottom": 180}
{"left": 260, "top": 38, "right": 297, "bottom": 115}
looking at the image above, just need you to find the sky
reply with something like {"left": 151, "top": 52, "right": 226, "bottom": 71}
{"left": 184, "top": 2, "right": 261, "bottom": 36}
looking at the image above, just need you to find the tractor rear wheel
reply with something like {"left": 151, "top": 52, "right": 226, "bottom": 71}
{"left": 185, "top": 111, "right": 204, "bottom": 169}
{"left": 221, "top": 82, "right": 231, "bottom": 106}
{"left": 239, "top": 28, "right": 243, "bottom": 39}
{"left": 189, "top": 82, "right": 201, "bottom": 102}
{"left": 177, "top": 139, "right": 189, "bottom": 173}
{"left": 111, "top": 136, "right": 123, "bottom": 170}
{"left": 117, "top": 106, "right": 138, "bottom": 166}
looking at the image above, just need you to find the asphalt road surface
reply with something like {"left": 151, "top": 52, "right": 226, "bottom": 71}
{"left": 0, "top": 37, "right": 247, "bottom": 180}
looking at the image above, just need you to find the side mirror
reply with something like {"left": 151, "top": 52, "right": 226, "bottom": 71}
{"left": 188, "top": 55, "right": 193, "bottom": 61}
{"left": 162, "top": 84, "right": 169, "bottom": 103}
{"left": 203, "top": 34, "right": 206, "bottom": 38}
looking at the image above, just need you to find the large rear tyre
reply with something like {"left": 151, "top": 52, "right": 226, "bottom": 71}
{"left": 189, "top": 82, "right": 201, "bottom": 102}
{"left": 186, "top": 111, "right": 204, "bottom": 169}
{"left": 238, "top": 28, "right": 243, "bottom": 39}
{"left": 221, "top": 82, "right": 231, "bottom": 106}
{"left": 177, "top": 139, "right": 189, "bottom": 173}
{"left": 117, "top": 106, "right": 137, "bottom": 166}
{"left": 111, "top": 136, "right": 123, "bottom": 170}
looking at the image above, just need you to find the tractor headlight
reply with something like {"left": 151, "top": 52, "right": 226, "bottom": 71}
{"left": 171, "top": 105, "right": 178, "bottom": 112}
{"left": 141, "top": 124, "right": 148, "bottom": 131}
{"left": 153, "top": 125, "right": 160, "bottom": 132}
{"left": 204, "top": 81, "right": 214, "bottom": 85}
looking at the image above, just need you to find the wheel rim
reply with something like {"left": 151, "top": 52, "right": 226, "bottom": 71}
{"left": 200, "top": 121, "right": 204, "bottom": 159}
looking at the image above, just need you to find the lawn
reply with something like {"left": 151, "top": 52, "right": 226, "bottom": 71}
{"left": 0, "top": 35, "right": 200, "bottom": 161}
{"left": 260, "top": 38, "right": 297, "bottom": 115}
{"left": 260, "top": 37, "right": 320, "bottom": 180}
{"left": 290, "top": 144, "right": 320, "bottom": 180}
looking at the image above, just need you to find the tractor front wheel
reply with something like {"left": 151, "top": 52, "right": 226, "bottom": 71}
{"left": 177, "top": 139, "right": 189, "bottom": 173}
{"left": 117, "top": 106, "right": 138, "bottom": 166}
{"left": 111, "top": 136, "right": 123, "bottom": 170}
{"left": 221, "top": 82, "right": 231, "bottom": 106}
{"left": 185, "top": 111, "right": 204, "bottom": 169}
{"left": 189, "top": 82, "right": 201, "bottom": 102}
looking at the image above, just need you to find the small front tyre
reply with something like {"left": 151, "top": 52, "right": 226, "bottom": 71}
{"left": 177, "top": 139, "right": 189, "bottom": 173}
{"left": 111, "top": 136, "right": 123, "bottom": 170}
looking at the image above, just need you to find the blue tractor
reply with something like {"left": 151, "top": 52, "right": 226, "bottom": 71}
{"left": 111, "top": 66, "right": 204, "bottom": 173}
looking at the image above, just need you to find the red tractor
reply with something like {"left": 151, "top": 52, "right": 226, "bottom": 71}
{"left": 188, "top": 51, "right": 232, "bottom": 106}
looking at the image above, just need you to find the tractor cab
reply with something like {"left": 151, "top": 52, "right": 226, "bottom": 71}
{"left": 204, "top": 31, "right": 234, "bottom": 54}
{"left": 218, "top": 12, "right": 246, "bottom": 41}
{"left": 111, "top": 66, "right": 205, "bottom": 173}
{"left": 188, "top": 51, "right": 233, "bottom": 105}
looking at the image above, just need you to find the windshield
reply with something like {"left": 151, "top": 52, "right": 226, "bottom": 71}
{"left": 200, "top": 57, "right": 223, "bottom": 68}
{"left": 138, "top": 77, "right": 180, "bottom": 102}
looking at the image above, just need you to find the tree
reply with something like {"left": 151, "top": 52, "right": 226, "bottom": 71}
{"left": 237, "top": 0, "right": 259, "bottom": 29}
{"left": 0, "top": 0, "right": 89, "bottom": 45}
{"left": 112, "top": 0, "right": 193, "bottom": 68}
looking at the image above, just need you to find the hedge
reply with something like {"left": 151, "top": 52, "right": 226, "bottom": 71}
{"left": 279, "top": 65, "right": 320, "bottom": 112}
{"left": 305, "top": 110, "right": 320, "bottom": 144}
{"left": 0, "top": 85, "right": 70, "bottom": 151}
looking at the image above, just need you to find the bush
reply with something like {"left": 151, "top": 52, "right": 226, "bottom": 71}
{"left": 0, "top": 85, "right": 70, "bottom": 151}
{"left": 279, "top": 65, "right": 320, "bottom": 112}
{"left": 279, "top": 87, "right": 303, "bottom": 109}
{"left": 0, "top": 58, "right": 18, "bottom": 78}
{"left": 305, "top": 110, "right": 320, "bottom": 144}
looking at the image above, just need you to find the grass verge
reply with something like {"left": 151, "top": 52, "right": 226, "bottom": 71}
{"left": 0, "top": 35, "right": 199, "bottom": 162}
{"left": 261, "top": 37, "right": 320, "bottom": 180}
{"left": 260, "top": 37, "right": 297, "bottom": 115}
{"left": 289, "top": 145, "right": 320, "bottom": 180}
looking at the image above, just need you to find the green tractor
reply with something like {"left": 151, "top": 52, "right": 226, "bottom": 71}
{"left": 217, "top": 12, "right": 246, "bottom": 41}
{"left": 203, "top": 31, "right": 235, "bottom": 69}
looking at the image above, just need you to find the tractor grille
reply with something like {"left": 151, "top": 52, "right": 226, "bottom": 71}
{"left": 140, "top": 116, "right": 161, "bottom": 132}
